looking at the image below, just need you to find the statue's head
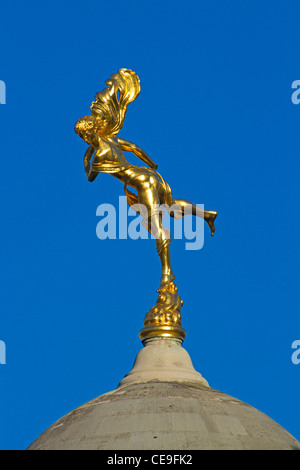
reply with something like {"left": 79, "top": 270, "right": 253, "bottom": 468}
{"left": 75, "top": 69, "right": 140, "bottom": 141}
{"left": 75, "top": 115, "right": 109, "bottom": 144}
{"left": 74, "top": 115, "right": 96, "bottom": 144}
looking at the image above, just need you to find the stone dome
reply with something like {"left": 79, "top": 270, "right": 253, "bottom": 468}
{"left": 27, "top": 340, "right": 300, "bottom": 450}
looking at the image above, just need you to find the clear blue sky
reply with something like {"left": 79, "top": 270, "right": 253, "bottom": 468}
{"left": 0, "top": 0, "right": 299, "bottom": 449}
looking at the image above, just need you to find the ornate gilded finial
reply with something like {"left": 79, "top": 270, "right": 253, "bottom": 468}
{"left": 75, "top": 69, "right": 217, "bottom": 343}
{"left": 139, "top": 282, "right": 185, "bottom": 342}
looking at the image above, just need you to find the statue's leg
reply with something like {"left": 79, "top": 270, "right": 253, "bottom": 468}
{"left": 134, "top": 181, "right": 175, "bottom": 288}
{"left": 147, "top": 205, "right": 175, "bottom": 289}
{"left": 123, "top": 169, "right": 176, "bottom": 289}
{"left": 172, "top": 198, "right": 217, "bottom": 236}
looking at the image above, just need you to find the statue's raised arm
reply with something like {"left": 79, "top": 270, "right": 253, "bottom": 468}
{"left": 117, "top": 138, "right": 158, "bottom": 170}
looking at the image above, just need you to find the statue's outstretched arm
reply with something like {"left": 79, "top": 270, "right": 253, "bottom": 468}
{"left": 117, "top": 138, "right": 158, "bottom": 170}
{"left": 84, "top": 145, "right": 98, "bottom": 182}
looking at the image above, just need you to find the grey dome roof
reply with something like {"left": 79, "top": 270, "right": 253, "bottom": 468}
{"left": 27, "top": 340, "right": 300, "bottom": 450}
{"left": 28, "top": 381, "right": 299, "bottom": 450}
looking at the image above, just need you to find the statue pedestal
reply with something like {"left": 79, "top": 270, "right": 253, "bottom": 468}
{"left": 118, "top": 338, "right": 209, "bottom": 388}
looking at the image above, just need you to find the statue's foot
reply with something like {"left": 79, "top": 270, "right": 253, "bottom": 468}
{"left": 205, "top": 211, "right": 217, "bottom": 236}
{"left": 159, "top": 271, "right": 176, "bottom": 290}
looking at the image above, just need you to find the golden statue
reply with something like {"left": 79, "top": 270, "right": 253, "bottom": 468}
{"left": 75, "top": 69, "right": 217, "bottom": 342}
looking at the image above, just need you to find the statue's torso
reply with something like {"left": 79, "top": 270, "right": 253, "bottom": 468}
{"left": 90, "top": 136, "right": 160, "bottom": 189}
{"left": 93, "top": 136, "right": 129, "bottom": 166}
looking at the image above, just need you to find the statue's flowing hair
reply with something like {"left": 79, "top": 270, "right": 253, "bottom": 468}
{"left": 90, "top": 69, "right": 141, "bottom": 136}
